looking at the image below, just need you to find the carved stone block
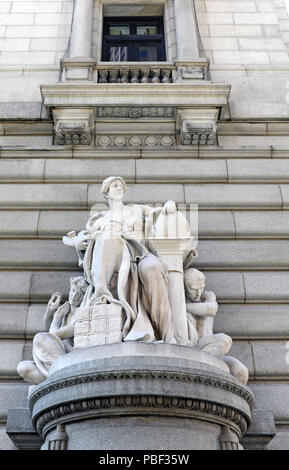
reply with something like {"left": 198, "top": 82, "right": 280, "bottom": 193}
{"left": 180, "top": 121, "right": 217, "bottom": 146}
{"left": 52, "top": 108, "right": 94, "bottom": 146}
{"left": 181, "top": 67, "right": 205, "bottom": 80}
{"left": 55, "top": 121, "right": 91, "bottom": 146}
{"left": 177, "top": 108, "right": 219, "bottom": 146}
{"left": 74, "top": 304, "right": 124, "bottom": 349}
{"left": 172, "top": 60, "right": 209, "bottom": 83}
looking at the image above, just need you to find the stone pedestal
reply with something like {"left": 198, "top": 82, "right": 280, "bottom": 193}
{"left": 28, "top": 343, "right": 254, "bottom": 450}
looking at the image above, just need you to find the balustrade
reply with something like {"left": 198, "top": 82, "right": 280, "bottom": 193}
{"left": 97, "top": 65, "right": 174, "bottom": 84}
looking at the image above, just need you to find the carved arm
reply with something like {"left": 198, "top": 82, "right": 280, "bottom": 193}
{"left": 186, "top": 292, "right": 218, "bottom": 317}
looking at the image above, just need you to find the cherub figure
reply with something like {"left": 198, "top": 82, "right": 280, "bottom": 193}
{"left": 184, "top": 268, "right": 249, "bottom": 384}
{"left": 17, "top": 277, "right": 87, "bottom": 385}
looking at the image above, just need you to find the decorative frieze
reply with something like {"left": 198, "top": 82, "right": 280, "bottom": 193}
{"left": 96, "top": 107, "right": 175, "bottom": 119}
{"left": 34, "top": 393, "right": 249, "bottom": 438}
{"left": 29, "top": 367, "right": 255, "bottom": 410}
{"left": 95, "top": 134, "right": 176, "bottom": 147}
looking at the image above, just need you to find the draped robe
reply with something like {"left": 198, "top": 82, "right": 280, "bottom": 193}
{"left": 77, "top": 204, "right": 175, "bottom": 343}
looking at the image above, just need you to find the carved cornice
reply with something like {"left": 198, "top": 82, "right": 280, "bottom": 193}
{"left": 30, "top": 368, "right": 254, "bottom": 410}
{"left": 33, "top": 393, "right": 249, "bottom": 438}
{"left": 41, "top": 84, "right": 231, "bottom": 108}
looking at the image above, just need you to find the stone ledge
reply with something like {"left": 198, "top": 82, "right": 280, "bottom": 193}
{"left": 2, "top": 147, "right": 289, "bottom": 159}
{"left": 41, "top": 83, "right": 231, "bottom": 108}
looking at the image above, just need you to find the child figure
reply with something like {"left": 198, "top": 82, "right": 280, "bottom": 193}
{"left": 184, "top": 268, "right": 249, "bottom": 385}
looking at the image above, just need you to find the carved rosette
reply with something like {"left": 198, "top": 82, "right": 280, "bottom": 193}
{"left": 95, "top": 135, "right": 176, "bottom": 147}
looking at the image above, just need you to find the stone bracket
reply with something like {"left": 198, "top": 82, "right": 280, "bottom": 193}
{"left": 177, "top": 108, "right": 219, "bottom": 146}
{"left": 241, "top": 409, "right": 276, "bottom": 450}
{"left": 53, "top": 108, "right": 94, "bottom": 146}
{"left": 6, "top": 407, "right": 43, "bottom": 450}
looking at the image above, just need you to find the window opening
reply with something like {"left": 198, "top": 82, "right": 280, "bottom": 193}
{"left": 102, "top": 17, "right": 166, "bottom": 62}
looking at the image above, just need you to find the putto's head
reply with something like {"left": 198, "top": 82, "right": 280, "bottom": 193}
{"left": 184, "top": 268, "right": 205, "bottom": 302}
{"left": 101, "top": 176, "right": 127, "bottom": 202}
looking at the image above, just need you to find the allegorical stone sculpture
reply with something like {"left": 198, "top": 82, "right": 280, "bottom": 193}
{"left": 18, "top": 176, "right": 249, "bottom": 385}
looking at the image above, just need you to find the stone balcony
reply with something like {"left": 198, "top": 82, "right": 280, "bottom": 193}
{"left": 59, "top": 58, "right": 210, "bottom": 84}
{"left": 41, "top": 57, "right": 230, "bottom": 147}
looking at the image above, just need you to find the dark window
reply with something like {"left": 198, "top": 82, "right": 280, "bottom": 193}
{"left": 102, "top": 17, "right": 166, "bottom": 62}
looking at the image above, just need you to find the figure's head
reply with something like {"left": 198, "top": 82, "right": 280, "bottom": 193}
{"left": 101, "top": 176, "right": 127, "bottom": 202}
{"left": 69, "top": 276, "right": 87, "bottom": 307}
{"left": 184, "top": 268, "right": 205, "bottom": 302}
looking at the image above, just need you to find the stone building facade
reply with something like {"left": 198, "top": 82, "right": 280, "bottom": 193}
{"left": 0, "top": 0, "right": 289, "bottom": 450}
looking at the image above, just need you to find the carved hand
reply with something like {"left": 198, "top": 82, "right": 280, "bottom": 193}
{"left": 44, "top": 292, "right": 63, "bottom": 330}
{"left": 48, "top": 292, "right": 63, "bottom": 310}
{"left": 49, "top": 301, "right": 71, "bottom": 334}
{"left": 75, "top": 231, "right": 92, "bottom": 251}
{"left": 55, "top": 301, "right": 71, "bottom": 319}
